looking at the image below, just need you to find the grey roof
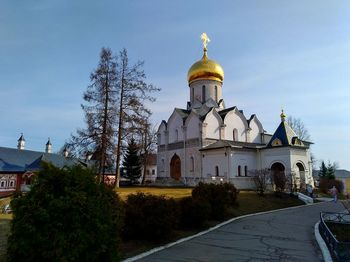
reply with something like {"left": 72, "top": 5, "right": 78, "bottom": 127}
{"left": 0, "top": 146, "right": 79, "bottom": 173}
{"left": 217, "top": 106, "right": 237, "bottom": 120}
{"left": 313, "top": 169, "right": 350, "bottom": 179}
{"left": 200, "top": 140, "right": 265, "bottom": 151}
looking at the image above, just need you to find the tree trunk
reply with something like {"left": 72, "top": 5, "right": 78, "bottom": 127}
{"left": 115, "top": 68, "right": 125, "bottom": 188}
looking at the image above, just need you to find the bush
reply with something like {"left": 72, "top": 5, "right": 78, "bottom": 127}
{"left": 178, "top": 196, "right": 210, "bottom": 229}
{"left": 319, "top": 178, "right": 344, "bottom": 194}
{"left": 271, "top": 172, "right": 287, "bottom": 195}
{"left": 192, "top": 182, "right": 238, "bottom": 220}
{"left": 7, "top": 163, "right": 124, "bottom": 262}
{"left": 123, "top": 193, "right": 179, "bottom": 241}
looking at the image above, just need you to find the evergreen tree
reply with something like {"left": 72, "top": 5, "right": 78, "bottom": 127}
{"left": 319, "top": 161, "right": 328, "bottom": 177}
{"left": 319, "top": 160, "right": 336, "bottom": 180}
{"left": 7, "top": 163, "right": 123, "bottom": 262}
{"left": 122, "top": 138, "right": 142, "bottom": 183}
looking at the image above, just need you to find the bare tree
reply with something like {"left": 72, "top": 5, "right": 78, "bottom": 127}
{"left": 138, "top": 121, "right": 157, "bottom": 185}
{"left": 69, "top": 48, "right": 118, "bottom": 182}
{"left": 250, "top": 169, "right": 271, "bottom": 196}
{"left": 114, "top": 49, "right": 160, "bottom": 188}
{"left": 287, "top": 116, "right": 311, "bottom": 141}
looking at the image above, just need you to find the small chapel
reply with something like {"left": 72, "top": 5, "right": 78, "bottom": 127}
{"left": 157, "top": 33, "right": 314, "bottom": 189}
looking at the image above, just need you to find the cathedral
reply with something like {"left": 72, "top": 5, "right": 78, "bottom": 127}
{"left": 157, "top": 34, "right": 313, "bottom": 189}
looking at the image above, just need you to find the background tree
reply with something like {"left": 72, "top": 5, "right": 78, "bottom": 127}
{"left": 251, "top": 169, "right": 271, "bottom": 196}
{"left": 69, "top": 47, "right": 118, "bottom": 182}
{"left": 136, "top": 119, "right": 158, "bottom": 184}
{"left": 287, "top": 116, "right": 311, "bottom": 141}
{"left": 7, "top": 163, "right": 124, "bottom": 262}
{"left": 114, "top": 49, "right": 160, "bottom": 187}
{"left": 319, "top": 160, "right": 337, "bottom": 180}
{"left": 122, "top": 138, "right": 142, "bottom": 183}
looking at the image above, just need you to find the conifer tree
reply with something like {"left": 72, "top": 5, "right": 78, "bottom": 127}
{"left": 69, "top": 47, "right": 118, "bottom": 182}
{"left": 122, "top": 138, "right": 142, "bottom": 183}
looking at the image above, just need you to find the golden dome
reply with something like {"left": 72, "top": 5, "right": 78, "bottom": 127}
{"left": 187, "top": 48, "right": 224, "bottom": 85}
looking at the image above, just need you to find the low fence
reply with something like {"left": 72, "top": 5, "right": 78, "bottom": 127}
{"left": 319, "top": 212, "right": 350, "bottom": 261}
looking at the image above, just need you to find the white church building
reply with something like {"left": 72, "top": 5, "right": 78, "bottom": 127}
{"left": 157, "top": 34, "right": 313, "bottom": 189}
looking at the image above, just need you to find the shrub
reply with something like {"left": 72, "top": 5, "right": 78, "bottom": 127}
{"left": 7, "top": 163, "right": 124, "bottom": 262}
{"left": 123, "top": 192, "right": 179, "bottom": 241}
{"left": 271, "top": 172, "right": 287, "bottom": 195}
{"left": 251, "top": 169, "right": 270, "bottom": 196}
{"left": 319, "top": 178, "right": 344, "bottom": 194}
{"left": 192, "top": 182, "right": 238, "bottom": 220}
{"left": 178, "top": 196, "right": 210, "bottom": 229}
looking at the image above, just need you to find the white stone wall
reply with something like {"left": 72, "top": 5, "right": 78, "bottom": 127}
{"left": 231, "top": 150, "right": 257, "bottom": 177}
{"left": 249, "top": 118, "right": 263, "bottom": 143}
{"left": 189, "top": 79, "right": 223, "bottom": 104}
{"left": 168, "top": 111, "right": 184, "bottom": 143}
{"left": 203, "top": 110, "right": 221, "bottom": 139}
{"left": 202, "top": 148, "right": 229, "bottom": 179}
{"left": 260, "top": 147, "right": 292, "bottom": 171}
{"left": 186, "top": 114, "right": 200, "bottom": 139}
{"left": 223, "top": 110, "right": 247, "bottom": 142}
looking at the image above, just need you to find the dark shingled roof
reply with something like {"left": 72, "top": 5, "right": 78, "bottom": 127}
{"left": 266, "top": 120, "right": 305, "bottom": 148}
{"left": 0, "top": 146, "right": 79, "bottom": 173}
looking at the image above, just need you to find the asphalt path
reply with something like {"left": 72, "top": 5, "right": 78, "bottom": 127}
{"left": 137, "top": 201, "right": 344, "bottom": 262}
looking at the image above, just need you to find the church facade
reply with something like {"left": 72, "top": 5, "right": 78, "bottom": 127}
{"left": 157, "top": 35, "right": 313, "bottom": 189}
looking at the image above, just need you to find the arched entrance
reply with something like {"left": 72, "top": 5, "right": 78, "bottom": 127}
{"left": 170, "top": 154, "right": 181, "bottom": 180}
{"left": 271, "top": 162, "right": 285, "bottom": 176}
{"left": 271, "top": 162, "right": 286, "bottom": 192}
{"left": 296, "top": 162, "right": 306, "bottom": 190}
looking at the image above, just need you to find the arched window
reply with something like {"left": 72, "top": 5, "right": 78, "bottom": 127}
{"left": 175, "top": 129, "right": 179, "bottom": 141}
{"left": 190, "top": 156, "right": 194, "bottom": 172}
{"left": 0, "top": 181, "right": 4, "bottom": 188}
{"left": 10, "top": 181, "right": 14, "bottom": 187}
{"left": 214, "top": 86, "right": 218, "bottom": 102}
{"left": 202, "top": 85, "right": 206, "bottom": 103}
{"left": 233, "top": 129, "right": 238, "bottom": 141}
{"left": 191, "top": 87, "right": 194, "bottom": 101}
{"left": 238, "top": 165, "right": 241, "bottom": 176}
{"left": 215, "top": 166, "right": 219, "bottom": 177}
{"left": 244, "top": 166, "right": 248, "bottom": 176}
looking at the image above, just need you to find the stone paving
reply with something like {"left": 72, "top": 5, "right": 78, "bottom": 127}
{"left": 137, "top": 202, "right": 343, "bottom": 262}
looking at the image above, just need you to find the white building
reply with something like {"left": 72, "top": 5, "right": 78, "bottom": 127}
{"left": 156, "top": 34, "right": 314, "bottom": 189}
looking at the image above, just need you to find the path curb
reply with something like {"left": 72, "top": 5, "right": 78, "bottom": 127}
{"left": 314, "top": 222, "right": 333, "bottom": 262}
{"left": 122, "top": 201, "right": 325, "bottom": 262}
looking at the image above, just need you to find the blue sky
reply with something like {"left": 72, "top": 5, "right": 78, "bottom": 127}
{"left": 1, "top": 0, "right": 350, "bottom": 169}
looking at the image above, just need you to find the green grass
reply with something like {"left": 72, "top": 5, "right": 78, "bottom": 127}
{"left": 233, "top": 192, "right": 304, "bottom": 216}
{"left": 116, "top": 186, "right": 193, "bottom": 200}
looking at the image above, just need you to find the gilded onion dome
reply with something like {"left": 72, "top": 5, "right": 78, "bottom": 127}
{"left": 187, "top": 47, "right": 224, "bottom": 85}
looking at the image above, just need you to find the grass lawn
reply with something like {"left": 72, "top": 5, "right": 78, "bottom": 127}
{"left": 116, "top": 186, "right": 193, "bottom": 200}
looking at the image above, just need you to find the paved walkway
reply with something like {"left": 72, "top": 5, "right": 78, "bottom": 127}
{"left": 137, "top": 202, "right": 344, "bottom": 262}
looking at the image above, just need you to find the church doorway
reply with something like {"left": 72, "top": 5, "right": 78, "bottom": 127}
{"left": 296, "top": 162, "right": 306, "bottom": 190}
{"left": 170, "top": 154, "right": 181, "bottom": 180}
{"left": 271, "top": 162, "right": 285, "bottom": 176}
